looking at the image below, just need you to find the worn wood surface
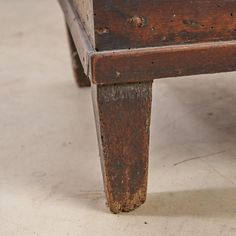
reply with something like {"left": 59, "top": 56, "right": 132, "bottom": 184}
{"left": 93, "top": 0, "right": 236, "bottom": 50}
{"left": 59, "top": 0, "right": 236, "bottom": 84}
{"left": 58, "top": 0, "right": 94, "bottom": 75}
{"left": 92, "top": 82, "right": 152, "bottom": 213}
{"left": 64, "top": 0, "right": 236, "bottom": 51}
{"left": 59, "top": 0, "right": 236, "bottom": 213}
{"left": 72, "top": 0, "right": 95, "bottom": 47}
{"left": 59, "top": 0, "right": 236, "bottom": 85}
{"left": 67, "top": 26, "right": 90, "bottom": 87}
{"left": 91, "top": 40, "right": 236, "bottom": 84}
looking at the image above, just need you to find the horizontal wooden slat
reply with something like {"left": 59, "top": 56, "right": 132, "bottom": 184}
{"left": 93, "top": 0, "right": 236, "bottom": 50}
{"left": 91, "top": 40, "right": 236, "bottom": 84}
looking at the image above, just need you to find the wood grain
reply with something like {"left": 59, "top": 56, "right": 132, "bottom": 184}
{"left": 93, "top": 0, "right": 236, "bottom": 50}
{"left": 91, "top": 40, "right": 236, "bottom": 84}
{"left": 92, "top": 82, "right": 152, "bottom": 213}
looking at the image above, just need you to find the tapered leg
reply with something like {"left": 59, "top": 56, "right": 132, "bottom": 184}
{"left": 66, "top": 26, "right": 90, "bottom": 87}
{"left": 92, "top": 82, "right": 153, "bottom": 213}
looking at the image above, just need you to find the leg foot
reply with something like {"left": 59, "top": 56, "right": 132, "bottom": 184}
{"left": 92, "top": 82, "right": 152, "bottom": 213}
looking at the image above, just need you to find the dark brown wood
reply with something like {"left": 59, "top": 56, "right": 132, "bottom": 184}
{"left": 92, "top": 82, "right": 152, "bottom": 213}
{"left": 59, "top": 0, "right": 236, "bottom": 86}
{"left": 58, "top": 0, "right": 236, "bottom": 213}
{"left": 91, "top": 40, "right": 236, "bottom": 84}
{"left": 67, "top": 0, "right": 236, "bottom": 51}
{"left": 67, "top": 26, "right": 90, "bottom": 87}
{"left": 93, "top": 0, "right": 236, "bottom": 50}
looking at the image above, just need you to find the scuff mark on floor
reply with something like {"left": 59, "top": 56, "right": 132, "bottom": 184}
{"left": 173, "top": 150, "right": 225, "bottom": 166}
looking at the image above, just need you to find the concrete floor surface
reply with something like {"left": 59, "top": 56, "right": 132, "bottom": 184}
{"left": 1, "top": 1, "right": 236, "bottom": 235}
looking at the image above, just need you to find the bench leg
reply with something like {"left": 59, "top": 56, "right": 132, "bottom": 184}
{"left": 66, "top": 26, "right": 90, "bottom": 87}
{"left": 92, "top": 82, "right": 152, "bottom": 213}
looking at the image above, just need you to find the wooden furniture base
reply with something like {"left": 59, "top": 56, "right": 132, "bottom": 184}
{"left": 58, "top": 0, "right": 236, "bottom": 213}
{"left": 92, "top": 82, "right": 152, "bottom": 213}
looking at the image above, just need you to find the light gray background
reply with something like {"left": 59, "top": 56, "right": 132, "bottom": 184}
{"left": 1, "top": 1, "right": 236, "bottom": 235}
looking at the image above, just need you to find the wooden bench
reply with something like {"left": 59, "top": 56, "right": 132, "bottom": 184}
{"left": 58, "top": 0, "right": 236, "bottom": 213}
